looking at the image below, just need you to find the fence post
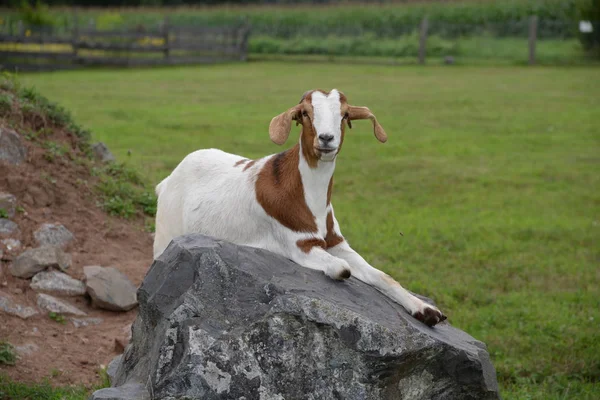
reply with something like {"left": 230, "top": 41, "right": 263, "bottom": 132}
{"left": 528, "top": 15, "right": 538, "bottom": 65}
{"left": 419, "top": 17, "right": 428, "bottom": 65}
{"left": 162, "top": 16, "right": 170, "bottom": 61}
{"left": 17, "top": 20, "right": 24, "bottom": 39}
{"left": 72, "top": 10, "right": 79, "bottom": 58}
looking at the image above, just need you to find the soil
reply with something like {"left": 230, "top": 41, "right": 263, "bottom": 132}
{"left": 0, "top": 119, "right": 154, "bottom": 387}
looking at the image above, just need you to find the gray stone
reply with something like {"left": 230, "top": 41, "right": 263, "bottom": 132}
{"left": 2, "top": 238, "right": 21, "bottom": 253}
{"left": 0, "top": 128, "right": 27, "bottom": 165}
{"left": 31, "top": 270, "right": 86, "bottom": 296}
{"left": 92, "top": 142, "right": 116, "bottom": 163}
{"left": 84, "top": 266, "right": 137, "bottom": 312}
{"left": 110, "top": 234, "right": 500, "bottom": 400}
{"left": 15, "top": 343, "right": 39, "bottom": 356}
{"left": 107, "top": 355, "right": 123, "bottom": 384}
{"left": 36, "top": 293, "right": 86, "bottom": 316}
{"left": 0, "top": 291, "right": 38, "bottom": 319}
{"left": 71, "top": 317, "right": 104, "bottom": 328}
{"left": 0, "top": 218, "right": 19, "bottom": 238}
{"left": 10, "top": 246, "right": 71, "bottom": 278}
{"left": 90, "top": 383, "right": 149, "bottom": 400}
{"left": 34, "top": 223, "right": 74, "bottom": 248}
{"left": 0, "top": 192, "right": 17, "bottom": 218}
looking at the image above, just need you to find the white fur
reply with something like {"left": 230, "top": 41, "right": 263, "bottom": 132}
{"left": 154, "top": 93, "right": 443, "bottom": 321}
{"left": 311, "top": 90, "right": 343, "bottom": 162}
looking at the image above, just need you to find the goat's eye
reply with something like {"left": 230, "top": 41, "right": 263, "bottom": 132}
{"left": 302, "top": 111, "right": 308, "bottom": 117}
{"left": 344, "top": 113, "right": 349, "bottom": 119}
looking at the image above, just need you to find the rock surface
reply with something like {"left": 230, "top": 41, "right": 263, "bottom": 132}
{"left": 0, "top": 192, "right": 17, "bottom": 218}
{"left": 84, "top": 266, "right": 137, "bottom": 311}
{"left": 92, "top": 142, "right": 116, "bottom": 163}
{"left": 30, "top": 270, "right": 86, "bottom": 296}
{"left": 10, "top": 246, "right": 71, "bottom": 278}
{"left": 2, "top": 238, "right": 21, "bottom": 254}
{"left": 36, "top": 293, "right": 86, "bottom": 316}
{"left": 34, "top": 223, "right": 74, "bottom": 248}
{"left": 103, "top": 234, "right": 500, "bottom": 400}
{"left": 0, "top": 218, "right": 19, "bottom": 238}
{"left": 0, "top": 291, "right": 38, "bottom": 319}
{"left": 0, "top": 127, "right": 27, "bottom": 165}
{"left": 71, "top": 317, "right": 104, "bottom": 328}
{"left": 107, "top": 355, "right": 123, "bottom": 384}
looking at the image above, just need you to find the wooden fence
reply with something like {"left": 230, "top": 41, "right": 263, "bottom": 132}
{"left": 0, "top": 20, "right": 250, "bottom": 71}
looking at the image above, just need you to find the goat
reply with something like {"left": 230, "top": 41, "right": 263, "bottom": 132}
{"left": 153, "top": 89, "right": 446, "bottom": 327}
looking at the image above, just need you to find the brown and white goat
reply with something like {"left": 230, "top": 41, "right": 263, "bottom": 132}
{"left": 153, "top": 89, "right": 446, "bottom": 327}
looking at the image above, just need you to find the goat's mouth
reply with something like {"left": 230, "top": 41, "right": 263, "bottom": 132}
{"left": 316, "top": 147, "right": 336, "bottom": 154}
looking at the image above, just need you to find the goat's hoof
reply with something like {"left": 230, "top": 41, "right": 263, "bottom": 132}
{"left": 413, "top": 306, "right": 447, "bottom": 327}
{"left": 329, "top": 268, "right": 351, "bottom": 281}
{"left": 337, "top": 268, "right": 351, "bottom": 280}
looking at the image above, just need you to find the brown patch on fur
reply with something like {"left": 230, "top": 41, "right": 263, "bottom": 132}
{"left": 243, "top": 159, "right": 257, "bottom": 171}
{"left": 234, "top": 159, "right": 249, "bottom": 167}
{"left": 256, "top": 145, "right": 318, "bottom": 233}
{"left": 325, "top": 211, "right": 344, "bottom": 249}
{"left": 296, "top": 238, "right": 327, "bottom": 253}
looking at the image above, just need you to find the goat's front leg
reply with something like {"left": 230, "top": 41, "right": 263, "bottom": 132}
{"left": 288, "top": 236, "right": 352, "bottom": 281}
{"left": 326, "top": 211, "right": 446, "bottom": 327}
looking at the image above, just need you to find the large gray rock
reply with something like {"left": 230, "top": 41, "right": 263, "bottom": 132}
{"left": 10, "top": 246, "right": 71, "bottom": 278}
{"left": 84, "top": 266, "right": 137, "bottom": 311}
{"left": 30, "top": 270, "right": 86, "bottom": 296}
{"left": 36, "top": 293, "right": 86, "bottom": 316}
{"left": 0, "top": 192, "right": 17, "bottom": 218}
{"left": 0, "top": 291, "right": 38, "bottom": 319}
{"left": 34, "top": 223, "right": 74, "bottom": 248}
{"left": 0, "top": 128, "right": 27, "bottom": 165}
{"left": 0, "top": 218, "right": 19, "bottom": 238}
{"left": 92, "top": 142, "right": 116, "bottom": 163}
{"left": 107, "top": 235, "right": 500, "bottom": 400}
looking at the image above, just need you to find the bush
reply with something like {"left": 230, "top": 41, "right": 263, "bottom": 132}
{"left": 18, "top": 0, "right": 56, "bottom": 29}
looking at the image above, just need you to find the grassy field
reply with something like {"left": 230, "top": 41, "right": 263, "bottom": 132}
{"left": 17, "top": 62, "right": 600, "bottom": 399}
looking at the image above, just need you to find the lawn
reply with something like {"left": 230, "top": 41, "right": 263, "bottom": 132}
{"left": 19, "top": 62, "right": 600, "bottom": 399}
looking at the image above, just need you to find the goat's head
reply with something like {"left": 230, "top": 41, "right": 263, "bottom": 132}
{"left": 269, "top": 89, "right": 387, "bottom": 164}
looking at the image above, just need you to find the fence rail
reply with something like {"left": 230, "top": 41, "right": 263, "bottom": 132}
{"left": 0, "top": 19, "right": 250, "bottom": 71}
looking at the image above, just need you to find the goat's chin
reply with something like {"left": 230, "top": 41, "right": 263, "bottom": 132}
{"left": 318, "top": 152, "right": 337, "bottom": 162}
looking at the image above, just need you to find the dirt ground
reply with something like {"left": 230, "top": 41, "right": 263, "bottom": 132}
{"left": 0, "top": 121, "right": 154, "bottom": 386}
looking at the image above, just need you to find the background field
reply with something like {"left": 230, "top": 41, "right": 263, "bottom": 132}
{"left": 1, "top": 0, "right": 598, "bottom": 65}
{"left": 19, "top": 62, "right": 600, "bottom": 399}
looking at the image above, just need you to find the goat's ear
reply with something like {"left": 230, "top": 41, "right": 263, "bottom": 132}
{"left": 347, "top": 106, "right": 387, "bottom": 143}
{"left": 269, "top": 105, "right": 302, "bottom": 145}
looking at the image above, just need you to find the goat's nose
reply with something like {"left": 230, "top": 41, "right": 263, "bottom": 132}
{"left": 319, "top": 134, "right": 334, "bottom": 144}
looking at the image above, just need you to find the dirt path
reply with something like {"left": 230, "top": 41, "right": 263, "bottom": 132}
{"left": 0, "top": 121, "right": 155, "bottom": 387}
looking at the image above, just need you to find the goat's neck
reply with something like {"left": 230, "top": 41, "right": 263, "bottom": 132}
{"left": 297, "top": 140, "right": 335, "bottom": 216}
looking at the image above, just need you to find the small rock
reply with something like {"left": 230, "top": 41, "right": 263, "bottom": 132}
{"left": 0, "top": 192, "right": 17, "bottom": 218}
{"left": 34, "top": 223, "right": 74, "bottom": 248}
{"left": 12, "top": 288, "right": 22, "bottom": 295}
{"left": 10, "top": 246, "right": 71, "bottom": 278}
{"left": 106, "top": 354, "right": 123, "bottom": 384}
{"left": 0, "top": 128, "right": 27, "bottom": 165}
{"left": 84, "top": 266, "right": 137, "bottom": 312}
{"left": 0, "top": 291, "right": 38, "bottom": 319}
{"left": 2, "top": 238, "right": 21, "bottom": 253}
{"left": 71, "top": 317, "right": 103, "bottom": 328}
{"left": 30, "top": 270, "right": 86, "bottom": 296}
{"left": 92, "top": 142, "right": 115, "bottom": 163}
{"left": 444, "top": 55, "right": 455, "bottom": 65}
{"left": 36, "top": 293, "right": 86, "bottom": 316}
{"left": 15, "top": 343, "right": 39, "bottom": 356}
{"left": 0, "top": 218, "right": 19, "bottom": 238}
{"left": 90, "top": 384, "right": 150, "bottom": 400}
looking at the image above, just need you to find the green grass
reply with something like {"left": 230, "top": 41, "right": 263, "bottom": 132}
{"left": 0, "top": 374, "right": 100, "bottom": 400}
{"left": 20, "top": 62, "right": 600, "bottom": 399}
